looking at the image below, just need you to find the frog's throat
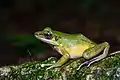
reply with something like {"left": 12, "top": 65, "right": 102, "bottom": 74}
{"left": 39, "top": 38, "right": 58, "bottom": 45}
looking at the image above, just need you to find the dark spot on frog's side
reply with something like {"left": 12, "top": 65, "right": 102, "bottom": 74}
{"left": 55, "top": 36, "right": 61, "bottom": 41}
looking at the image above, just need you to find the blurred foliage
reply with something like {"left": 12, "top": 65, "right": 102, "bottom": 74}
{"left": 6, "top": 34, "right": 46, "bottom": 56}
{"left": 7, "top": 34, "right": 37, "bottom": 46}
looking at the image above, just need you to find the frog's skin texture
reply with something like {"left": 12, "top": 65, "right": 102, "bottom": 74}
{"left": 34, "top": 27, "right": 115, "bottom": 70}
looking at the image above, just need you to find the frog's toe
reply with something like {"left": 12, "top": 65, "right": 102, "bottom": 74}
{"left": 77, "top": 61, "right": 90, "bottom": 70}
{"left": 46, "top": 66, "right": 52, "bottom": 70}
{"left": 77, "top": 65, "right": 83, "bottom": 70}
{"left": 46, "top": 64, "right": 61, "bottom": 70}
{"left": 46, "top": 65, "right": 56, "bottom": 70}
{"left": 87, "top": 61, "right": 94, "bottom": 67}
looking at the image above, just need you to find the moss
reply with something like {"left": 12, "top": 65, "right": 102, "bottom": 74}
{"left": 1, "top": 53, "right": 120, "bottom": 80}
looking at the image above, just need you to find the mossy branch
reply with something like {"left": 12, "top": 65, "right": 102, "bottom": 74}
{"left": 1, "top": 53, "right": 120, "bottom": 80}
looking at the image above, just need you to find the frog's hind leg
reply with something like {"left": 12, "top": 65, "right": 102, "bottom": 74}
{"left": 77, "top": 42, "right": 110, "bottom": 70}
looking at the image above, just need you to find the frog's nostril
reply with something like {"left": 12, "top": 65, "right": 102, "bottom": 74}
{"left": 35, "top": 32, "right": 39, "bottom": 35}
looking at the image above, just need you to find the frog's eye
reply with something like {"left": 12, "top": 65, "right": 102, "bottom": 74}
{"left": 44, "top": 31, "right": 53, "bottom": 39}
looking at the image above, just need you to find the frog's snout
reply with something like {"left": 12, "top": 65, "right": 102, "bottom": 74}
{"left": 34, "top": 32, "right": 39, "bottom": 36}
{"left": 35, "top": 32, "right": 42, "bottom": 36}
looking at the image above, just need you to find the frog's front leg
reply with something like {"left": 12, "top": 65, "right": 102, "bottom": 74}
{"left": 77, "top": 42, "right": 110, "bottom": 70}
{"left": 46, "top": 47, "right": 70, "bottom": 70}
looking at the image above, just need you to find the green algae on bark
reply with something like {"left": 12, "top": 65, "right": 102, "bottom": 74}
{"left": 1, "top": 53, "right": 120, "bottom": 80}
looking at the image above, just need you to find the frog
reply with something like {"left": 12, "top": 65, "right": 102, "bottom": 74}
{"left": 34, "top": 27, "right": 120, "bottom": 70}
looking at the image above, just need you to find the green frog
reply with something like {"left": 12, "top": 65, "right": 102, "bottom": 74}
{"left": 34, "top": 27, "right": 120, "bottom": 70}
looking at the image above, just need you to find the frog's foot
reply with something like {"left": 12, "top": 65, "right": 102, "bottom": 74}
{"left": 77, "top": 54, "right": 107, "bottom": 70}
{"left": 77, "top": 57, "right": 101, "bottom": 70}
{"left": 86, "top": 57, "right": 99, "bottom": 67}
{"left": 46, "top": 64, "right": 61, "bottom": 70}
{"left": 46, "top": 66, "right": 53, "bottom": 70}
{"left": 77, "top": 61, "right": 90, "bottom": 70}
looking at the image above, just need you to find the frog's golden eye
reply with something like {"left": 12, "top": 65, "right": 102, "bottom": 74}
{"left": 44, "top": 31, "right": 53, "bottom": 39}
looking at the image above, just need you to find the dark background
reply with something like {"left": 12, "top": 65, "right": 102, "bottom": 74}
{"left": 0, "top": 0, "right": 120, "bottom": 66}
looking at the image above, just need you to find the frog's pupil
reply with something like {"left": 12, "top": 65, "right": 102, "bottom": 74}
{"left": 44, "top": 32, "right": 52, "bottom": 39}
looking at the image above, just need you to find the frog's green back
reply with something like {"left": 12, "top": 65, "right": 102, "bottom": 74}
{"left": 53, "top": 30, "right": 96, "bottom": 47}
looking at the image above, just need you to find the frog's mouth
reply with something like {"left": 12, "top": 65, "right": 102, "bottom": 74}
{"left": 35, "top": 35, "right": 58, "bottom": 46}
{"left": 39, "top": 38, "right": 55, "bottom": 45}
